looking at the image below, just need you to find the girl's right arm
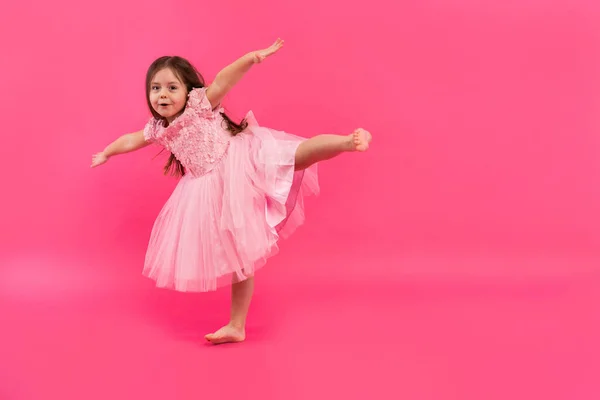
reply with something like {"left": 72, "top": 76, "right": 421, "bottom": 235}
{"left": 90, "top": 130, "right": 149, "bottom": 168}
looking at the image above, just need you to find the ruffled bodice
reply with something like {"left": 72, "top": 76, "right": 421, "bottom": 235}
{"left": 143, "top": 87, "right": 232, "bottom": 177}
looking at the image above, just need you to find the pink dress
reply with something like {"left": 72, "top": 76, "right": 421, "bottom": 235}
{"left": 141, "top": 87, "right": 319, "bottom": 292}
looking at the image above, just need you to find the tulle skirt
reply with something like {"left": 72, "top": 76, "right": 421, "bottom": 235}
{"left": 142, "top": 112, "right": 319, "bottom": 292}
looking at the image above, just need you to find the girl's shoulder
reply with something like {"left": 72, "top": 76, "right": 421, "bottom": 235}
{"left": 187, "top": 87, "right": 222, "bottom": 118}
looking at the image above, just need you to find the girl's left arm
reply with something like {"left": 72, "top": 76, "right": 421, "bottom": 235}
{"left": 206, "top": 38, "right": 284, "bottom": 109}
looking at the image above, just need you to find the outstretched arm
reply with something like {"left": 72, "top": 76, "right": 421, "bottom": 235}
{"left": 206, "top": 38, "right": 284, "bottom": 109}
{"left": 90, "top": 130, "right": 149, "bottom": 168}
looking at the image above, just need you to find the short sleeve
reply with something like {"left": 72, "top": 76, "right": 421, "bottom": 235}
{"left": 143, "top": 117, "right": 160, "bottom": 141}
{"left": 186, "top": 87, "right": 222, "bottom": 119}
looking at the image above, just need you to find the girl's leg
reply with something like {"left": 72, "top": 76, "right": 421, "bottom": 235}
{"left": 295, "top": 128, "right": 371, "bottom": 170}
{"left": 204, "top": 128, "right": 371, "bottom": 344}
{"left": 205, "top": 275, "right": 254, "bottom": 344}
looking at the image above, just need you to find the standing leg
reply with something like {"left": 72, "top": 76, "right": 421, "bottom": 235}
{"left": 295, "top": 128, "right": 372, "bottom": 170}
{"left": 205, "top": 275, "right": 254, "bottom": 344}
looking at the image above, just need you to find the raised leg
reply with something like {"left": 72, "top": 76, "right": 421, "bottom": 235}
{"left": 294, "top": 128, "right": 371, "bottom": 170}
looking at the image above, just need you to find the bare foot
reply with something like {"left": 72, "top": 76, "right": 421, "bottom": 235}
{"left": 204, "top": 324, "right": 246, "bottom": 345}
{"left": 350, "top": 128, "right": 372, "bottom": 152}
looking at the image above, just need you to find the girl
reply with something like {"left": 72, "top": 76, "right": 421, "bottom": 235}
{"left": 91, "top": 39, "right": 372, "bottom": 344}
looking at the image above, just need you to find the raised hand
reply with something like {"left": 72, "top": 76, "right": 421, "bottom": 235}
{"left": 252, "top": 38, "right": 284, "bottom": 64}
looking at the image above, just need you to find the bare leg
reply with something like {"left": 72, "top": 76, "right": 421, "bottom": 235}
{"left": 295, "top": 128, "right": 372, "bottom": 170}
{"left": 204, "top": 275, "right": 254, "bottom": 344}
{"left": 204, "top": 129, "right": 371, "bottom": 344}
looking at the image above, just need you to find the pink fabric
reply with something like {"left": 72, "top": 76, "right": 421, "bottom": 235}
{"left": 143, "top": 88, "right": 232, "bottom": 177}
{"left": 142, "top": 88, "right": 319, "bottom": 292}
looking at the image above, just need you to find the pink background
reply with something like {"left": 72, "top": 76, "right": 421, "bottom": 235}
{"left": 1, "top": 0, "right": 599, "bottom": 399}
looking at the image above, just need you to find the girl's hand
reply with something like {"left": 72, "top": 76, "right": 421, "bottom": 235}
{"left": 91, "top": 152, "right": 109, "bottom": 168}
{"left": 252, "top": 38, "right": 284, "bottom": 64}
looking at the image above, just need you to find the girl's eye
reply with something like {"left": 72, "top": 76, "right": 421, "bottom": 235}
{"left": 151, "top": 86, "right": 159, "bottom": 90}
{"left": 170, "top": 86, "right": 178, "bottom": 90}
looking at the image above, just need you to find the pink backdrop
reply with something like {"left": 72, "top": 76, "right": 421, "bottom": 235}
{"left": 1, "top": 0, "right": 599, "bottom": 260}
{"left": 1, "top": 0, "right": 600, "bottom": 399}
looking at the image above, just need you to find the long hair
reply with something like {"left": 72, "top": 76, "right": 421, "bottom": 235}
{"left": 145, "top": 56, "right": 248, "bottom": 177}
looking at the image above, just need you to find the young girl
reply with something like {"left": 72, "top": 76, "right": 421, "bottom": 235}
{"left": 91, "top": 39, "right": 371, "bottom": 344}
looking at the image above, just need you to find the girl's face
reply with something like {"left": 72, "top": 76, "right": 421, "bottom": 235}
{"left": 149, "top": 68, "right": 188, "bottom": 123}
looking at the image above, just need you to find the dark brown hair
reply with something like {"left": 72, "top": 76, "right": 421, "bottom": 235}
{"left": 145, "top": 56, "right": 248, "bottom": 177}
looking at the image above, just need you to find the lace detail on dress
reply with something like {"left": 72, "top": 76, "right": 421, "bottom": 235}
{"left": 143, "top": 88, "right": 232, "bottom": 177}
